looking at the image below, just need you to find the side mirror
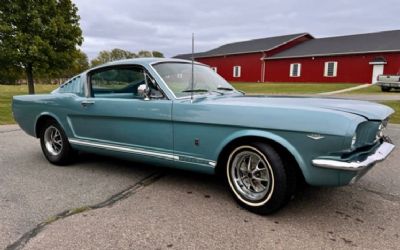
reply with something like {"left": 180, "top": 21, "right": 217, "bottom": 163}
{"left": 137, "top": 84, "right": 150, "bottom": 101}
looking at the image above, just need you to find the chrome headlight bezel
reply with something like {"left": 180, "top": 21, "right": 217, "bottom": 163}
{"left": 350, "top": 133, "right": 357, "bottom": 149}
{"left": 375, "top": 121, "right": 387, "bottom": 142}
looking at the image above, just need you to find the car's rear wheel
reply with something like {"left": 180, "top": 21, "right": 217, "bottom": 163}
{"left": 381, "top": 86, "right": 391, "bottom": 92}
{"left": 226, "top": 142, "right": 294, "bottom": 214}
{"left": 40, "top": 120, "right": 75, "bottom": 165}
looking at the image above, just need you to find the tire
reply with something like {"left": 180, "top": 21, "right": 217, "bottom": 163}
{"left": 381, "top": 86, "right": 391, "bottom": 92}
{"left": 225, "top": 142, "right": 295, "bottom": 214}
{"left": 39, "top": 120, "right": 76, "bottom": 166}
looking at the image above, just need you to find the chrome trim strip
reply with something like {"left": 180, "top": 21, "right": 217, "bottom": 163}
{"left": 209, "top": 161, "right": 217, "bottom": 167}
{"left": 68, "top": 138, "right": 217, "bottom": 167}
{"left": 307, "top": 134, "right": 325, "bottom": 140}
{"left": 69, "top": 139, "right": 178, "bottom": 160}
{"left": 312, "top": 142, "right": 395, "bottom": 171}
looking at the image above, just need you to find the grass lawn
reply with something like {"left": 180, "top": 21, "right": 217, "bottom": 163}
{"left": 379, "top": 101, "right": 400, "bottom": 124}
{"left": 231, "top": 82, "right": 359, "bottom": 94}
{"left": 0, "top": 84, "right": 57, "bottom": 125}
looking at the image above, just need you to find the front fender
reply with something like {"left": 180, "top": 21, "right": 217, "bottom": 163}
{"left": 215, "top": 129, "right": 308, "bottom": 180}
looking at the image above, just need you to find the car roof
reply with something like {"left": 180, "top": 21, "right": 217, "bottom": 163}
{"left": 96, "top": 57, "right": 192, "bottom": 67}
{"left": 86, "top": 57, "right": 206, "bottom": 73}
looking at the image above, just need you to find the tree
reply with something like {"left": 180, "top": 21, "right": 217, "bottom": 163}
{"left": 138, "top": 50, "right": 153, "bottom": 58}
{"left": 91, "top": 48, "right": 137, "bottom": 67}
{"left": 0, "top": 0, "right": 83, "bottom": 94}
{"left": 152, "top": 51, "right": 164, "bottom": 58}
{"left": 64, "top": 50, "right": 89, "bottom": 77}
{"left": 0, "top": 65, "right": 23, "bottom": 84}
{"left": 90, "top": 49, "right": 165, "bottom": 67}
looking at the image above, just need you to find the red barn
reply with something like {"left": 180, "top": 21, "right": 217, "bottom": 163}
{"left": 174, "top": 33, "right": 314, "bottom": 82}
{"left": 175, "top": 30, "right": 400, "bottom": 84}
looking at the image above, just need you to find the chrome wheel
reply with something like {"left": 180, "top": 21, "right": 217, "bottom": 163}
{"left": 44, "top": 126, "right": 63, "bottom": 156}
{"left": 229, "top": 147, "right": 273, "bottom": 202}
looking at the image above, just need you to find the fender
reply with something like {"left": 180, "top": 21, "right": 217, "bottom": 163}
{"left": 34, "top": 112, "right": 67, "bottom": 138}
{"left": 215, "top": 129, "right": 309, "bottom": 180}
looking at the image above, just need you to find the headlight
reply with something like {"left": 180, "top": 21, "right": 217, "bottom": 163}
{"left": 351, "top": 134, "right": 357, "bottom": 149}
{"left": 375, "top": 123, "right": 385, "bottom": 141}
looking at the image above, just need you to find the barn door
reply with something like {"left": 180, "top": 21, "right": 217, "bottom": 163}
{"left": 371, "top": 64, "right": 384, "bottom": 83}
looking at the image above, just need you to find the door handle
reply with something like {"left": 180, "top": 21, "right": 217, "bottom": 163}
{"left": 81, "top": 100, "right": 95, "bottom": 107}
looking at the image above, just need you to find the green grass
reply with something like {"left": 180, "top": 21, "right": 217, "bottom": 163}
{"left": 231, "top": 82, "right": 359, "bottom": 94}
{"left": 379, "top": 101, "right": 400, "bottom": 124}
{"left": 0, "top": 84, "right": 56, "bottom": 125}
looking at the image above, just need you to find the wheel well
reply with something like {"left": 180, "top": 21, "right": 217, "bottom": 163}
{"left": 215, "top": 136, "right": 305, "bottom": 183}
{"left": 35, "top": 115, "right": 57, "bottom": 138}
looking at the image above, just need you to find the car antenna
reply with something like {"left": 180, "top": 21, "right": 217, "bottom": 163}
{"left": 191, "top": 32, "right": 194, "bottom": 103}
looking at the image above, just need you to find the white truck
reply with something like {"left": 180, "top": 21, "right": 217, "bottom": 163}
{"left": 377, "top": 75, "right": 400, "bottom": 92}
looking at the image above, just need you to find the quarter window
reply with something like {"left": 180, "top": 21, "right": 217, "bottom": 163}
{"left": 233, "top": 66, "right": 241, "bottom": 78}
{"left": 324, "top": 62, "right": 338, "bottom": 77}
{"left": 90, "top": 67, "right": 146, "bottom": 98}
{"left": 290, "top": 63, "right": 301, "bottom": 77}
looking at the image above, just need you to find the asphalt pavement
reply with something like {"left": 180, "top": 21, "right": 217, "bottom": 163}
{"left": 1, "top": 124, "right": 399, "bottom": 250}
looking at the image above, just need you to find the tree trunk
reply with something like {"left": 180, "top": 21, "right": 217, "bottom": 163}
{"left": 26, "top": 63, "right": 35, "bottom": 94}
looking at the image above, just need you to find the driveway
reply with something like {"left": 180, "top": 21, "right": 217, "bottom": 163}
{"left": 332, "top": 94, "right": 400, "bottom": 101}
{"left": 1, "top": 125, "right": 399, "bottom": 249}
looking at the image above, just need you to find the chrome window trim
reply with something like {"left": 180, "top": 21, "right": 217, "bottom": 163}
{"left": 85, "top": 64, "right": 170, "bottom": 100}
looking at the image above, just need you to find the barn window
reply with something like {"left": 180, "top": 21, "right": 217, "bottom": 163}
{"left": 324, "top": 62, "right": 338, "bottom": 77}
{"left": 211, "top": 67, "right": 217, "bottom": 73}
{"left": 233, "top": 66, "right": 241, "bottom": 78}
{"left": 290, "top": 63, "right": 301, "bottom": 77}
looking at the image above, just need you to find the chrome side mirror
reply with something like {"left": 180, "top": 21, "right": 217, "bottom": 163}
{"left": 137, "top": 84, "right": 150, "bottom": 101}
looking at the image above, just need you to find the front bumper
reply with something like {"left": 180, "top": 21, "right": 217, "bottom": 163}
{"left": 312, "top": 142, "right": 395, "bottom": 171}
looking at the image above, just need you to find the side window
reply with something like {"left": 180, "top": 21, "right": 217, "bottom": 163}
{"left": 90, "top": 67, "right": 145, "bottom": 98}
{"left": 290, "top": 63, "right": 301, "bottom": 77}
{"left": 233, "top": 66, "right": 241, "bottom": 78}
{"left": 324, "top": 61, "right": 338, "bottom": 77}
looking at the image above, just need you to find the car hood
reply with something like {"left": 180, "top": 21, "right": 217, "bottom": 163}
{"left": 202, "top": 95, "right": 394, "bottom": 121}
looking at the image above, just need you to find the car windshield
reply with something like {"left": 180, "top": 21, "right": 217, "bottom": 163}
{"left": 152, "top": 62, "right": 235, "bottom": 98}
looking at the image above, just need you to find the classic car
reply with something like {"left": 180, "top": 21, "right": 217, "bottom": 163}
{"left": 12, "top": 58, "right": 395, "bottom": 214}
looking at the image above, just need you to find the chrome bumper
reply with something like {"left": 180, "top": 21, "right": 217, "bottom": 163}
{"left": 312, "top": 142, "right": 395, "bottom": 171}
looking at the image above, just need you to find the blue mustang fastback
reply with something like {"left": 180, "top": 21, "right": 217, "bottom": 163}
{"left": 12, "top": 58, "right": 395, "bottom": 214}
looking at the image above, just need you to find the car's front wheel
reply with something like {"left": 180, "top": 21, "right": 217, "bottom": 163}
{"left": 226, "top": 142, "right": 294, "bottom": 214}
{"left": 39, "top": 120, "right": 76, "bottom": 165}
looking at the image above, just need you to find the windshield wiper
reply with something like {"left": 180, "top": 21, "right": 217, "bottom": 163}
{"left": 217, "top": 87, "right": 234, "bottom": 91}
{"left": 182, "top": 89, "right": 209, "bottom": 93}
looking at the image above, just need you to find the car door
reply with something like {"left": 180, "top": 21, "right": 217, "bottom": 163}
{"left": 67, "top": 65, "right": 173, "bottom": 158}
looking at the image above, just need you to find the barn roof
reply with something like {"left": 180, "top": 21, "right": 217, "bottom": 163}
{"left": 267, "top": 30, "right": 400, "bottom": 59}
{"left": 174, "top": 33, "right": 311, "bottom": 59}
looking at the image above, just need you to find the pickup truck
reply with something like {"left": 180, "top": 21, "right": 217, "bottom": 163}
{"left": 377, "top": 75, "right": 400, "bottom": 92}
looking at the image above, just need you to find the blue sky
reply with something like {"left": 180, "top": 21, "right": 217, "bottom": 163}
{"left": 73, "top": 0, "right": 400, "bottom": 59}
